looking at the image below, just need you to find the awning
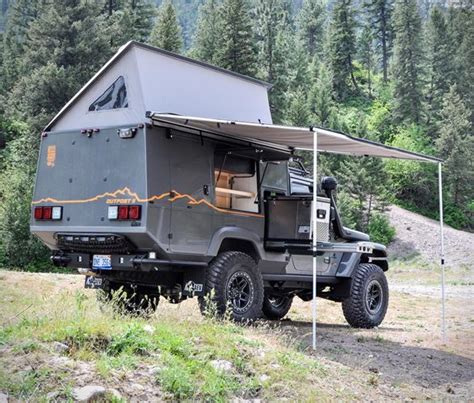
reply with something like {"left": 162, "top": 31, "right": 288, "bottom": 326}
{"left": 149, "top": 111, "right": 446, "bottom": 349}
{"left": 148, "top": 113, "right": 442, "bottom": 163}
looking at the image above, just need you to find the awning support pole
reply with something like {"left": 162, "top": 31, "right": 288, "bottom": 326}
{"left": 438, "top": 163, "right": 446, "bottom": 343}
{"left": 312, "top": 130, "right": 318, "bottom": 350}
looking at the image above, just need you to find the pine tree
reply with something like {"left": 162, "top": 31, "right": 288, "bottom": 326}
{"left": 338, "top": 156, "right": 388, "bottom": 231}
{"left": 108, "top": 0, "right": 156, "bottom": 46}
{"left": 104, "top": 0, "right": 121, "bottom": 16}
{"left": 286, "top": 37, "right": 311, "bottom": 92}
{"left": 297, "top": 0, "right": 325, "bottom": 58}
{"left": 9, "top": 0, "right": 113, "bottom": 130}
{"left": 285, "top": 88, "right": 310, "bottom": 126}
{"left": 392, "top": 0, "right": 425, "bottom": 124}
{"left": 1, "top": 0, "right": 40, "bottom": 92}
{"left": 214, "top": 0, "right": 257, "bottom": 76}
{"left": 448, "top": 2, "right": 474, "bottom": 124}
{"left": 173, "top": 0, "right": 203, "bottom": 49}
{"left": 0, "top": 32, "right": 4, "bottom": 96}
{"left": 329, "top": 0, "right": 358, "bottom": 101}
{"left": 149, "top": 0, "right": 183, "bottom": 53}
{"left": 364, "top": 0, "right": 393, "bottom": 82}
{"left": 190, "top": 0, "right": 222, "bottom": 63}
{"left": 358, "top": 24, "right": 375, "bottom": 97}
{"left": 436, "top": 86, "right": 474, "bottom": 212}
{"left": 254, "top": 0, "right": 290, "bottom": 122}
{"left": 426, "top": 6, "right": 454, "bottom": 128}
{"left": 308, "top": 63, "right": 334, "bottom": 127}
{"left": 21, "top": 0, "right": 112, "bottom": 84}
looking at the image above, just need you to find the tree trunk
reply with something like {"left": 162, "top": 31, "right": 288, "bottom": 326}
{"left": 381, "top": 6, "right": 388, "bottom": 82}
{"left": 368, "top": 65, "right": 372, "bottom": 96}
{"left": 366, "top": 194, "right": 373, "bottom": 231}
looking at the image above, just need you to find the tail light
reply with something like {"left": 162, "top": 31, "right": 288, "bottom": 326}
{"left": 129, "top": 205, "right": 141, "bottom": 220}
{"left": 34, "top": 206, "right": 62, "bottom": 220}
{"left": 108, "top": 205, "right": 141, "bottom": 221}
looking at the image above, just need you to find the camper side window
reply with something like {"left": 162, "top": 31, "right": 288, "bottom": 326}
{"left": 89, "top": 76, "right": 128, "bottom": 111}
{"left": 214, "top": 154, "right": 259, "bottom": 213}
{"left": 260, "top": 161, "right": 289, "bottom": 193}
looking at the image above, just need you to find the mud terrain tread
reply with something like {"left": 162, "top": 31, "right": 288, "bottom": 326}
{"left": 342, "top": 263, "right": 388, "bottom": 328}
{"left": 198, "top": 251, "right": 264, "bottom": 322}
{"left": 262, "top": 293, "right": 293, "bottom": 320}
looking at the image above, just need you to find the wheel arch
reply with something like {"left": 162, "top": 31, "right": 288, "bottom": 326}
{"left": 207, "top": 227, "right": 263, "bottom": 262}
{"left": 361, "top": 245, "right": 389, "bottom": 271}
{"left": 218, "top": 238, "right": 260, "bottom": 262}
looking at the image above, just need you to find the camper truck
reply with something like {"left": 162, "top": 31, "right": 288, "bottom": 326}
{"left": 31, "top": 42, "right": 389, "bottom": 328}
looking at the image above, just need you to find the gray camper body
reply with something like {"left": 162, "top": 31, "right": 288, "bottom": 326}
{"left": 31, "top": 42, "right": 389, "bottom": 326}
{"left": 32, "top": 123, "right": 353, "bottom": 284}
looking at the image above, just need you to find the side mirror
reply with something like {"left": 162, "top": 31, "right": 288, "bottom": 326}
{"left": 0, "top": 133, "right": 6, "bottom": 150}
{"left": 321, "top": 176, "right": 337, "bottom": 193}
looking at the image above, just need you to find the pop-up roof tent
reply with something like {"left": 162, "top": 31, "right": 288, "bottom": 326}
{"left": 45, "top": 42, "right": 446, "bottom": 349}
{"left": 46, "top": 41, "right": 273, "bottom": 132}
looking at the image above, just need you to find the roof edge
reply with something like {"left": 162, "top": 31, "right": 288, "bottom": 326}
{"left": 44, "top": 40, "right": 135, "bottom": 131}
{"left": 130, "top": 41, "right": 272, "bottom": 89}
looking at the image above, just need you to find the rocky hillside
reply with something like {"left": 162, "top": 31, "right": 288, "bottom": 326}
{"left": 387, "top": 205, "right": 474, "bottom": 268}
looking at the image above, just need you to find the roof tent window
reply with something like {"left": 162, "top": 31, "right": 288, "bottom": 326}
{"left": 88, "top": 76, "right": 128, "bottom": 111}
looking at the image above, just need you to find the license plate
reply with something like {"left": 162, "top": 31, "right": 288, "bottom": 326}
{"left": 85, "top": 275, "right": 103, "bottom": 289}
{"left": 92, "top": 254, "right": 112, "bottom": 270}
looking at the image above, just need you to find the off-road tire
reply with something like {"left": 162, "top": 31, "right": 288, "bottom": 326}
{"left": 98, "top": 282, "right": 159, "bottom": 316}
{"left": 198, "top": 251, "right": 264, "bottom": 322}
{"left": 342, "top": 263, "right": 388, "bottom": 328}
{"left": 262, "top": 293, "right": 293, "bottom": 320}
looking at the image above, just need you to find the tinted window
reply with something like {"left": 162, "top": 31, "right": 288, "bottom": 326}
{"left": 291, "top": 182, "right": 311, "bottom": 194}
{"left": 89, "top": 76, "right": 128, "bottom": 111}
{"left": 261, "top": 162, "right": 288, "bottom": 192}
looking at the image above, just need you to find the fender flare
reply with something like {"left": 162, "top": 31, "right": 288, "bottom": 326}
{"left": 365, "top": 242, "right": 389, "bottom": 271}
{"left": 336, "top": 242, "right": 388, "bottom": 277}
{"left": 207, "top": 226, "right": 264, "bottom": 260}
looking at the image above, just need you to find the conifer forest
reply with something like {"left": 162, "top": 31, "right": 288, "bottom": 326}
{"left": 0, "top": 0, "right": 472, "bottom": 269}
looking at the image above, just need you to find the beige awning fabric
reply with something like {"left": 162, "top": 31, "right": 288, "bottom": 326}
{"left": 149, "top": 113, "right": 442, "bottom": 163}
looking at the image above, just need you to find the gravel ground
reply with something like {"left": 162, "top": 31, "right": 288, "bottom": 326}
{"left": 387, "top": 205, "right": 474, "bottom": 268}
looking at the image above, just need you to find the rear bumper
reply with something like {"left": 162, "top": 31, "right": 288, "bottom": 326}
{"left": 30, "top": 226, "right": 156, "bottom": 252}
{"left": 51, "top": 251, "right": 208, "bottom": 271}
{"left": 52, "top": 251, "right": 208, "bottom": 297}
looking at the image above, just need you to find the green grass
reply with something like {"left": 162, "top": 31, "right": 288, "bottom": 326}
{"left": 0, "top": 276, "right": 334, "bottom": 401}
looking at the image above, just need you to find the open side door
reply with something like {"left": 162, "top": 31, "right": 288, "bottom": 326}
{"left": 264, "top": 195, "right": 331, "bottom": 254}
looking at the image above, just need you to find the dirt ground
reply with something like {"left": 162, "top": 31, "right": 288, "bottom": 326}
{"left": 1, "top": 266, "right": 473, "bottom": 400}
{"left": 286, "top": 282, "right": 474, "bottom": 399}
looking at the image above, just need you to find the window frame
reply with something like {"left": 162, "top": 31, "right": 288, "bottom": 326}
{"left": 212, "top": 154, "right": 261, "bottom": 215}
{"left": 87, "top": 75, "right": 129, "bottom": 113}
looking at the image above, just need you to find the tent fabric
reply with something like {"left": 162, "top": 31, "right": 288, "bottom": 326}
{"left": 149, "top": 113, "right": 442, "bottom": 163}
{"left": 46, "top": 42, "right": 272, "bottom": 132}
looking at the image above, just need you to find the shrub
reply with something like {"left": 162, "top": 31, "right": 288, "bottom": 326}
{"left": 0, "top": 132, "right": 51, "bottom": 269}
{"left": 444, "top": 202, "right": 471, "bottom": 229}
{"left": 368, "top": 213, "right": 396, "bottom": 245}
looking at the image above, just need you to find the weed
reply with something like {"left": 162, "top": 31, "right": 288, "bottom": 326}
{"left": 158, "top": 353, "right": 242, "bottom": 401}
{"left": 96, "top": 353, "right": 139, "bottom": 378}
{"left": 0, "top": 367, "right": 52, "bottom": 400}
{"left": 12, "top": 340, "right": 40, "bottom": 354}
{"left": 373, "top": 334, "right": 388, "bottom": 343}
{"left": 108, "top": 323, "right": 153, "bottom": 356}
{"left": 368, "top": 374, "right": 379, "bottom": 386}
